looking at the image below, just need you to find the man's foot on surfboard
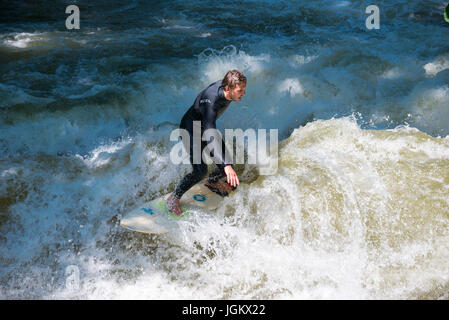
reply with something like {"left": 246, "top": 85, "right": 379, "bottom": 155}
{"left": 166, "top": 193, "right": 183, "bottom": 216}
{"left": 204, "top": 179, "right": 235, "bottom": 197}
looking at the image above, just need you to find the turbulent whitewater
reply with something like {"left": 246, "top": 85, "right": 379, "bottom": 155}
{"left": 1, "top": 0, "right": 448, "bottom": 299}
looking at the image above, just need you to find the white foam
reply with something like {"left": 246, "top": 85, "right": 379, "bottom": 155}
{"left": 277, "top": 78, "right": 304, "bottom": 97}
{"left": 3, "top": 32, "right": 42, "bottom": 48}
{"left": 382, "top": 67, "right": 402, "bottom": 79}
{"left": 424, "top": 56, "right": 449, "bottom": 77}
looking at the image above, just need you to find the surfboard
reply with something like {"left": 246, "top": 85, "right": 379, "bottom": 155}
{"left": 120, "top": 179, "right": 230, "bottom": 234}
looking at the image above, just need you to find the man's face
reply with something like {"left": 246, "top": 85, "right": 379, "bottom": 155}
{"left": 227, "top": 83, "right": 246, "bottom": 101}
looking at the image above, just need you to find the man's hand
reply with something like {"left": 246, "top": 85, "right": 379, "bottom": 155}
{"left": 224, "top": 165, "right": 239, "bottom": 187}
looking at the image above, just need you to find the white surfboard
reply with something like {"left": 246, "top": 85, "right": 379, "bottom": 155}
{"left": 120, "top": 179, "right": 229, "bottom": 234}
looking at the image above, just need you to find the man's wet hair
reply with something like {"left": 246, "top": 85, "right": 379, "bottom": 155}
{"left": 222, "top": 70, "right": 247, "bottom": 90}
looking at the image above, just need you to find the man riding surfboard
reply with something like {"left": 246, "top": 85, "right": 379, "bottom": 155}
{"left": 166, "top": 70, "right": 247, "bottom": 216}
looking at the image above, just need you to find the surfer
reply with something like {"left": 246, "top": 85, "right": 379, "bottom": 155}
{"left": 166, "top": 70, "right": 247, "bottom": 216}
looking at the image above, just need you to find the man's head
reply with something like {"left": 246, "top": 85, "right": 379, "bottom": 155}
{"left": 222, "top": 70, "right": 246, "bottom": 102}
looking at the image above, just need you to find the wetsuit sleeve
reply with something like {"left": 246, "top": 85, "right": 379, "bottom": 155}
{"left": 201, "top": 102, "right": 233, "bottom": 167}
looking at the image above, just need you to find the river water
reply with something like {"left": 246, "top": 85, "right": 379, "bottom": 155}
{"left": 1, "top": 0, "right": 448, "bottom": 299}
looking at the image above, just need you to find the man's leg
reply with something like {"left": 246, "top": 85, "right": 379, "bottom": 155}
{"left": 204, "top": 136, "right": 235, "bottom": 195}
{"left": 173, "top": 163, "right": 208, "bottom": 199}
{"left": 204, "top": 164, "right": 235, "bottom": 196}
{"left": 167, "top": 131, "right": 207, "bottom": 215}
{"left": 207, "top": 164, "right": 226, "bottom": 184}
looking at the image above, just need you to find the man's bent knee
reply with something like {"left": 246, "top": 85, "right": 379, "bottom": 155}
{"left": 193, "top": 164, "right": 208, "bottom": 179}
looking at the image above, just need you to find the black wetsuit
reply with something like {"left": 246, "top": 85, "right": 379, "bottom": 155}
{"left": 174, "top": 80, "right": 232, "bottom": 199}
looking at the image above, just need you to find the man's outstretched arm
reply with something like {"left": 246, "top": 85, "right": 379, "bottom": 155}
{"left": 202, "top": 104, "right": 239, "bottom": 187}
